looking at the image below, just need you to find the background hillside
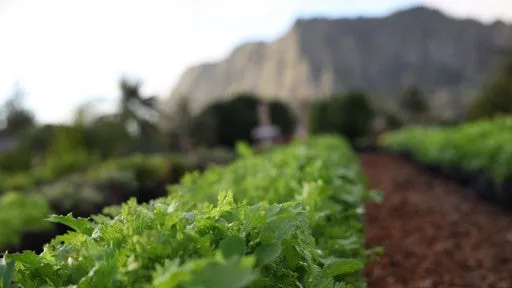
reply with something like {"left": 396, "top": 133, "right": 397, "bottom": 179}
{"left": 167, "top": 6, "right": 512, "bottom": 117}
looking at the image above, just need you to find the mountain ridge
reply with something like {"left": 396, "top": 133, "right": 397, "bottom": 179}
{"left": 166, "top": 5, "right": 512, "bottom": 115}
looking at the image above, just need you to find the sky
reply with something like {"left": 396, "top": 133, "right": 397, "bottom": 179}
{"left": 0, "top": 0, "right": 511, "bottom": 123}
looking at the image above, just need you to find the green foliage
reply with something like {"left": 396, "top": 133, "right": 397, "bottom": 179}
{"left": 3, "top": 136, "right": 375, "bottom": 287}
{"left": 85, "top": 115, "right": 137, "bottom": 158}
{"left": 34, "top": 153, "right": 174, "bottom": 216}
{"left": 468, "top": 57, "right": 512, "bottom": 120}
{"left": 0, "top": 173, "right": 36, "bottom": 193}
{"left": 37, "top": 175, "right": 105, "bottom": 215}
{"left": 0, "top": 148, "right": 235, "bottom": 251}
{"left": 310, "top": 91, "right": 374, "bottom": 143}
{"left": 381, "top": 116, "right": 512, "bottom": 184}
{"left": 382, "top": 112, "right": 403, "bottom": 130}
{"left": 15, "top": 125, "right": 59, "bottom": 156}
{"left": 191, "top": 95, "right": 296, "bottom": 148}
{"left": 189, "top": 105, "right": 220, "bottom": 147}
{"left": 41, "top": 124, "right": 97, "bottom": 179}
{"left": 0, "top": 192, "right": 52, "bottom": 248}
{"left": 88, "top": 154, "right": 169, "bottom": 187}
{"left": 0, "top": 86, "right": 35, "bottom": 136}
{"left": 268, "top": 101, "right": 296, "bottom": 135}
{"left": 119, "top": 78, "right": 163, "bottom": 154}
{"left": 235, "top": 141, "right": 254, "bottom": 158}
{"left": 213, "top": 94, "right": 260, "bottom": 148}
{"left": 398, "top": 84, "right": 429, "bottom": 116}
{"left": 0, "top": 126, "right": 101, "bottom": 193}
{"left": 0, "top": 148, "right": 33, "bottom": 173}
{"left": 309, "top": 99, "right": 331, "bottom": 133}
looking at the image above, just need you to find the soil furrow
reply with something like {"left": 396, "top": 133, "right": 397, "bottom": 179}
{"left": 362, "top": 153, "right": 512, "bottom": 288}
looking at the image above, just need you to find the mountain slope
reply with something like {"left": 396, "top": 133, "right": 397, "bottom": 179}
{"left": 167, "top": 6, "right": 512, "bottom": 114}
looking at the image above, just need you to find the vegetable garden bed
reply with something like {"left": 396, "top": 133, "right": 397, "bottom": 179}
{"left": 1, "top": 135, "right": 378, "bottom": 287}
{"left": 0, "top": 150, "right": 236, "bottom": 253}
{"left": 373, "top": 116, "right": 512, "bottom": 210}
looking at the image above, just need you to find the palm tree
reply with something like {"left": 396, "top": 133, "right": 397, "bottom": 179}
{"left": 119, "top": 78, "right": 161, "bottom": 154}
{"left": 1, "top": 82, "right": 35, "bottom": 136}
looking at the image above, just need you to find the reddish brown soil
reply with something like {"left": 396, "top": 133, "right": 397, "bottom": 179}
{"left": 361, "top": 153, "right": 512, "bottom": 288}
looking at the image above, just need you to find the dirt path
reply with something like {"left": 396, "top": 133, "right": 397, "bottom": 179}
{"left": 361, "top": 153, "right": 512, "bottom": 288}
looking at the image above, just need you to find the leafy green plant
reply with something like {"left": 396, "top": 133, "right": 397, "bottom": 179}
{"left": 2, "top": 135, "right": 376, "bottom": 287}
{"left": 0, "top": 192, "right": 52, "bottom": 248}
{"left": 380, "top": 116, "right": 512, "bottom": 184}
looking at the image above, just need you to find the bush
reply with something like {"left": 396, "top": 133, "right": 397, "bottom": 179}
{"left": 468, "top": 75, "right": 512, "bottom": 120}
{"left": 0, "top": 148, "right": 33, "bottom": 173}
{"left": 210, "top": 94, "right": 260, "bottom": 148}
{"left": 268, "top": 101, "right": 296, "bottom": 135}
{"left": 398, "top": 84, "right": 428, "bottom": 117}
{"left": 191, "top": 94, "right": 296, "bottom": 148}
{"left": 467, "top": 55, "right": 512, "bottom": 120}
{"left": 310, "top": 91, "right": 374, "bottom": 143}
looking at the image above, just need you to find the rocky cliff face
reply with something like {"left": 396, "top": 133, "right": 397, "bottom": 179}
{"left": 166, "top": 6, "right": 512, "bottom": 114}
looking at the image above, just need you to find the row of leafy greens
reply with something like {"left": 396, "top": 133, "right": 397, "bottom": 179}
{"left": 0, "top": 150, "right": 235, "bottom": 250}
{"left": 380, "top": 115, "right": 512, "bottom": 184}
{"left": 1, "top": 135, "right": 379, "bottom": 288}
{"left": 0, "top": 192, "right": 52, "bottom": 248}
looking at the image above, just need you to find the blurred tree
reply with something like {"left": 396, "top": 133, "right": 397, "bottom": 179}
{"left": 269, "top": 101, "right": 296, "bottom": 135}
{"left": 1, "top": 84, "right": 35, "bottom": 136}
{"left": 189, "top": 93, "right": 297, "bottom": 148}
{"left": 189, "top": 103, "right": 220, "bottom": 147}
{"left": 215, "top": 93, "right": 259, "bottom": 148}
{"left": 310, "top": 91, "right": 374, "bottom": 143}
{"left": 85, "top": 114, "right": 136, "bottom": 158}
{"left": 309, "top": 99, "right": 331, "bottom": 134}
{"left": 340, "top": 91, "right": 375, "bottom": 141}
{"left": 0, "top": 146, "right": 33, "bottom": 172}
{"left": 0, "top": 84, "right": 36, "bottom": 172}
{"left": 468, "top": 53, "right": 512, "bottom": 120}
{"left": 119, "top": 78, "right": 162, "bottom": 154}
{"left": 398, "top": 84, "right": 429, "bottom": 123}
{"left": 173, "top": 96, "right": 193, "bottom": 152}
{"left": 40, "top": 122, "right": 94, "bottom": 179}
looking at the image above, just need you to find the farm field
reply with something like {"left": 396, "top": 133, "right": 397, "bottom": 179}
{"left": 380, "top": 116, "right": 512, "bottom": 207}
{"left": 2, "top": 2, "right": 512, "bottom": 287}
{"left": 2, "top": 118, "right": 512, "bottom": 287}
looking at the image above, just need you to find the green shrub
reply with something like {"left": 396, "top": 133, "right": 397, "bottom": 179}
{"left": 268, "top": 100, "right": 296, "bottom": 135}
{"left": 310, "top": 91, "right": 374, "bottom": 143}
{"left": 468, "top": 56, "right": 512, "bottom": 120}
{"left": 191, "top": 95, "right": 296, "bottom": 148}
{"left": 398, "top": 84, "right": 429, "bottom": 117}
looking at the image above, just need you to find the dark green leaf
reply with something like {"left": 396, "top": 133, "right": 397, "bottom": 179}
{"left": 323, "top": 258, "right": 364, "bottom": 276}
{"left": 254, "top": 242, "right": 281, "bottom": 267}
{"left": 219, "top": 235, "right": 245, "bottom": 259}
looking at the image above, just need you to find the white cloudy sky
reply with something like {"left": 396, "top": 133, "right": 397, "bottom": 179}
{"left": 0, "top": 0, "right": 511, "bottom": 123}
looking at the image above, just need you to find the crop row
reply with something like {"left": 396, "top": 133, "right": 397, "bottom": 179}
{"left": 1, "top": 136, "right": 378, "bottom": 288}
{"left": 380, "top": 116, "right": 512, "bottom": 205}
{"left": 0, "top": 149, "right": 235, "bottom": 251}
